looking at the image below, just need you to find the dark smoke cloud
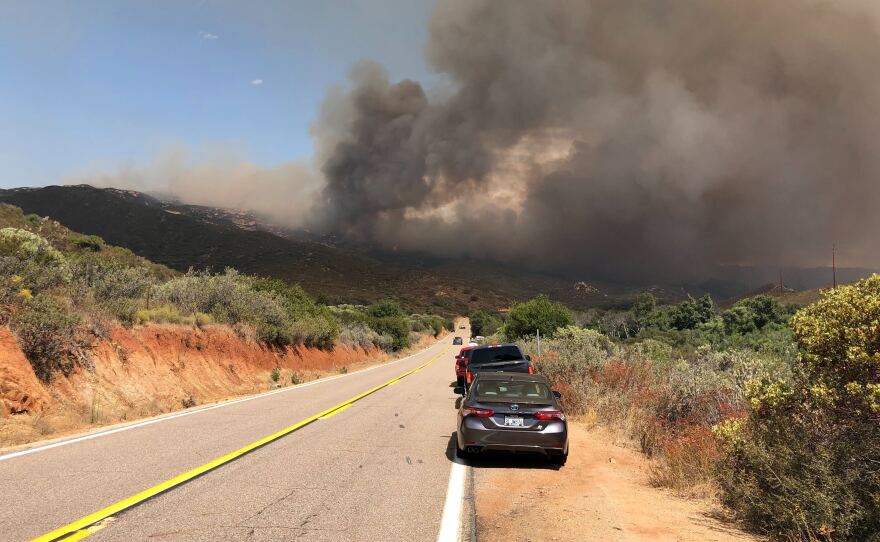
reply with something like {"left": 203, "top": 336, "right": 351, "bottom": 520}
{"left": 314, "top": 0, "right": 880, "bottom": 281}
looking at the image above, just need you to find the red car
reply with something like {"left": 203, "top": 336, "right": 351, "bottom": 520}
{"left": 454, "top": 346, "right": 475, "bottom": 387}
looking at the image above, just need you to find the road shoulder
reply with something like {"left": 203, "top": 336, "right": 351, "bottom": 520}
{"left": 474, "top": 422, "right": 760, "bottom": 542}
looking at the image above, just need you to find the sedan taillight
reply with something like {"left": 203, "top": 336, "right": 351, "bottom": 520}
{"left": 463, "top": 406, "right": 495, "bottom": 418}
{"left": 534, "top": 410, "right": 565, "bottom": 421}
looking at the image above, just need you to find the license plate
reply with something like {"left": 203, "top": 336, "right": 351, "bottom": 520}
{"left": 504, "top": 415, "right": 524, "bottom": 427}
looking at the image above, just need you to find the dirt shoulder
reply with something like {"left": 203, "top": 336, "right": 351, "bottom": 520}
{"left": 475, "top": 422, "right": 760, "bottom": 542}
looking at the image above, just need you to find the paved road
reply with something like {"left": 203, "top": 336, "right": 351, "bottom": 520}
{"left": 0, "top": 334, "right": 470, "bottom": 541}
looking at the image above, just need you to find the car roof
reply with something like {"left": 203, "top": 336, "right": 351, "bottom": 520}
{"left": 471, "top": 372, "right": 550, "bottom": 384}
{"left": 458, "top": 346, "right": 474, "bottom": 352}
{"left": 470, "top": 343, "right": 519, "bottom": 351}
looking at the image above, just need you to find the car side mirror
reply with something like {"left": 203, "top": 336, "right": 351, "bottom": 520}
{"left": 552, "top": 390, "right": 562, "bottom": 399}
{"left": 454, "top": 386, "right": 466, "bottom": 396}
{"left": 526, "top": 355, "right": 532, "bottom": 362}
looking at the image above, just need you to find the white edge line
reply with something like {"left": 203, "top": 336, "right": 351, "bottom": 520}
{"left": 437, "top": 457, "right": 468, "bottom": 542}
{"left": 0, "top": 338, "right": 451, "bottom": 462}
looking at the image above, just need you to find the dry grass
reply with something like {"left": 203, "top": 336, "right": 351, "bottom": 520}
{"left": 648, "top": 423, "right": 720, "bottom": 498}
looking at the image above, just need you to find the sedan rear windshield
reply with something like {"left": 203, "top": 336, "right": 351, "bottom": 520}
{"left": 472, "top": 380, "right": 552, "bottom": 402}
{"left": 470, "top": 346, "right": 523, "bottom": 365}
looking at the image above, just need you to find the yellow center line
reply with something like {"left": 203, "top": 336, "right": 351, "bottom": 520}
{"left": 57, "top": 519, "right": 112, "bottom": 542}
{"left": 32, "top": 343, "right": 452, "bottom": 542}
{"left": 318, "top": 403, "right": 353, "bottom": 419}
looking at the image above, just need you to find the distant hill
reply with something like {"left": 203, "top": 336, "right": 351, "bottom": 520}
{"left": 4, "top": 185, "right": 871, "bottom": 312}
{"left": 0, "top": 185, "right": 588, "bottom": 313}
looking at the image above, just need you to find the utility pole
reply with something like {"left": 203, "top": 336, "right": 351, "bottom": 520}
{"left": 833, "top": 244, "right": 837, "bottom": 289}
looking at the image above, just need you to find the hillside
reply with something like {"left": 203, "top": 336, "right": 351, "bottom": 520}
{"left": 0, "top": 185, "right": 596, "bottom": 312}
{"left": 2, "top": 185, "right": 868, "bottom": 313}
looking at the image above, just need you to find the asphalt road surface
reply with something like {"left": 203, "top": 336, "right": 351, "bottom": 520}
{"left": 0, "top": 334, "right": 472, "bottom": 542}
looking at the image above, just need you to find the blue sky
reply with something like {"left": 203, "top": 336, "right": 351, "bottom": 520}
{"left": 0, "top": 0, "right": 436, "bottom": 187}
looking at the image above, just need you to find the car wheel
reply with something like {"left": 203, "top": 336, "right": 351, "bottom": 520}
{"left": 456, "top": 376, "right": 464, "bottom": 387}
{"left": 550, "top": 453, "right": 567, "bottom": 467}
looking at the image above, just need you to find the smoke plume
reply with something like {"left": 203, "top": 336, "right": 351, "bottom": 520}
{"left": 68, "top": 146, "right": 320, "bottom": 229}
{"left": 313, "top": 0, "right": 880, "bottom": 281}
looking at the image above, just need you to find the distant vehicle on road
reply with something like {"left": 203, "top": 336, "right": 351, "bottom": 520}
{"left": 453, "top": 336, "right": 463, "bottom": 345}
{"left": 463, "top": 343, "right": 532, "bottom": 387}
{"left": 454, "top": 346, "right": 475, "bottom": 387}
{"left": 474, "top": 335, "right": 485, "bottom": 341}
{"left": 455, "top": 373, "right": 568, "bottom": 465}
{"left": 468, "top": 339, "right": 479, "bottom": 347}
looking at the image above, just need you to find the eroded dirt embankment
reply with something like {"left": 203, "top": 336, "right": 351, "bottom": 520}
{"left": 0, "top": 324, "right": 398, "bottom": 447}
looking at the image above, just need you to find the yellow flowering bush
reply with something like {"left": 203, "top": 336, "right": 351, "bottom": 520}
{"left": 718, "top": 276, "right": 880, "bottom": 540}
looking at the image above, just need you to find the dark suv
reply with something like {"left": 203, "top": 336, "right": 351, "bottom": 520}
{"left": 463, "top": 343, "right": 533, "bottom": 386}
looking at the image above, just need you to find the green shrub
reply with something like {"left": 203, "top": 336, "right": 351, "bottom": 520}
{"left": 669, "top": 294, "right": 715, "bottom": 331}
{"left": 290, "top": 314, "right": 339, "bottom": 349}
{"left": 270, "top": 367, "right": 281, "bottom": 383}
{"left": 134, "top": 305, "right": 213, "bottom": 327}
{"left": 505, "top": 295, "right": 573, "bottom": 340}
{"left": 249, "top": 277, "right": 317, "bottom": 319}
{"left": 721, "top": 295, "right": 789, "bottom": 336}
{"left": 0, "top": 228, "right": 70, "bottom": 291}
{"left": 408, "top": 314, "right": 450, "bottom": 337}
{"left": 366, "top": 300, "right": 404, "bottom": 319}
{"left": 68, "top": 257, "right": 159, "bottom": 324}
{"left": 0, "top": 228, "right": 67, "bottom": 267}
{"left": 155, "top": 269, "right": 293, "bottom": 345}
{"left": 339, "top": 321, "right": 384, "bottom": 349}
{"left": 10, "top": 294, "right": 81, "bottom": 381}
{"left": 72, "top": 234, "right": 104, "bottom": 251}
{"left": 717, "top": 276, "right": 880, "bottom": 540}
{"left": 629, "top": 338, "right": 674, "bottom": 363}
{"left": 470, "top": 309, "right": 503, "bottom": 337}
{"left": 530, "top": 326, "right": 615, "bottom": 381}
{"left": 409, "top": 319, "right": 426, "bottom": 333}
{"left": 370, "top": 315, "right": 410, "bottom": 351}
{"left": 327, "top": 304, "right": 371, "bottom": 325}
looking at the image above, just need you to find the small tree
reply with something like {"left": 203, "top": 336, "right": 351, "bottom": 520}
{"left": 469, "top": 309, "right": 503, "bottom": 337}
{"left": 670, "top": 294, "right": 715, "bottom": 330}
{"left": 721, "top": 305, "right": 758, "bottom": 335}
{"left": 504, "top": 295, "right": 573, "bottom": 341}
{"left": 366, "top": 300, "right": 404, "bottom": 319}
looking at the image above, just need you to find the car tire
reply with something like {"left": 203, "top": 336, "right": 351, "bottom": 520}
{"left": 550, "top": 453, "right": 567, "bottom": 467}
{"left": 456, "top": 376, "right": 464, "bottom": 387}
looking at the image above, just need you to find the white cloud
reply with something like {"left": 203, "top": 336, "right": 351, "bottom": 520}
{"left": 198, "top": 30, "right": 219, "bottom": 40}
{"left": 251, "top": 79, "right": 263, "bottom": 85}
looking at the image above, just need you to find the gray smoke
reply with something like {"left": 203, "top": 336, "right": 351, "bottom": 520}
{"left": 313, "top": 0, "right": 880, "bottom": 281}
{"left": 68, "top": 145, "right": 321, "bottom": 229}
